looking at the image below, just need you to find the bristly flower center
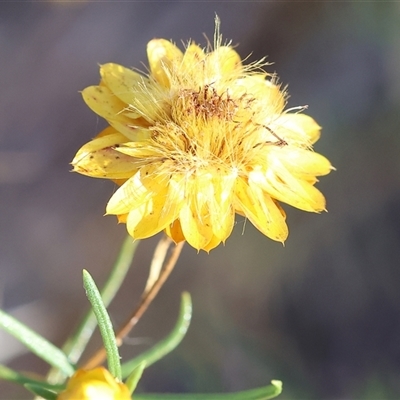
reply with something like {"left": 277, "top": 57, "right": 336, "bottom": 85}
{"left": 176, "top": 85, "right": 239, "bottom": 121}
{"left": 147, "top": 83, "right": 283, "bottom": 173}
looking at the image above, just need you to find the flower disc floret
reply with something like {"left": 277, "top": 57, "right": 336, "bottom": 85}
{"left": 72, "top": 32, "right": 332, "bottom": 251}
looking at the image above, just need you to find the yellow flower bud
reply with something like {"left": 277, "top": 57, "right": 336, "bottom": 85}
{"left": 57, "top": 368, "right": 131, "bottom": 400}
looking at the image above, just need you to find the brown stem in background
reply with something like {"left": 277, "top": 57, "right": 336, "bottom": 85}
{"left": 82, "top": 238, "right": 185, "bottom": 370}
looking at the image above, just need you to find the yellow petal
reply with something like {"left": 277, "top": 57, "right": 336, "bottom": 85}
{"left": 234, "top": 177, "right": 288, "bottom": 242}
{"left": 73, "top": 127, "right": 127, "bottom": 155}
{"left": 82, "top": 85, "right": 127, "bottom": 120}
{"left": 117, "top": 213, "right": 128, "bottom": 223}
{"left": 178, "top": 173, "right": 215, "bottom": 250}
{"left": 72, "top": 150, "right": 138, "bottom": 179}
{"left": 107, "top": 174, "right": 148, "bottom": 215}
{"left": 211, "top": 202, "right": 235, "bottom": 242}
{"left": 272, "top": 113, "right": 322, "bottom": 145}
{"left": 270, "top": 147, "right": 332, "bottom": 177}
{"left": 181, "top": 43, "right": 205, "bottom": 74}
{"left": 235, "top": 76, "right": 285, "bottom": 108}
{"left": 100, "top": 63, "right": 146, "bottom": 107}
{"left": 165, "top": 219, "right": 186, "bottom": 243}
{"left": 128, "top": 191, "right": 172, "bottom": 239}
{"left": 179, "top": 202, "right": 212, "bottom": 251}
{"left": 230, "top": 78, "right": 286, "bottom": 127}
{"left": 71, "top": 128, "right": 138, "bottom": 179}
{"left": 158, "top": 173, "right": 185, "bottom": 227}
{"left": 106, "top": 164, "right": 166, "bottom": 215}
{"left": 255, "top": 166, "right": 326, "bottom": 212}
{"left": 212, "top": 46, "right": 242, "bottom": 73}
{"left": 116, "top": 139, "right": 163, "bottom": 159}
{"left": 188, "top": 171, "right": 221, "bottom": 247}
{"left": 112, "top": 178, "right": 128, "bottom": 186}
{"left": 208, "top": 171, "right": 236, "bottom": 241}
{"left": 202, "top": 234, "right": 223, "bottom": 252}
{"left": 206, "top": 46, "right": 242, "bottom": 84}
{"left": 82, "top": 85, "right": 140, "bottom": 140}
{"left": 126, "top": 204, "right": 147, "bottom": 238}
{"left": 147, "top": 39, "right": 183, "bottom": 87}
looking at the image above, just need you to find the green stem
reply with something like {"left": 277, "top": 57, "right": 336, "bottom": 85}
{"left": 121, "top": 292, "right": 192, "bottom": 378}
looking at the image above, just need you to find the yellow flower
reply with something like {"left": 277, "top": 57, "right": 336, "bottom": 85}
{"left": 72, "top": 22, "right": 332, "bottom": 251}
{"left": 57, "top": 368, "right": 131, "bottom": 400}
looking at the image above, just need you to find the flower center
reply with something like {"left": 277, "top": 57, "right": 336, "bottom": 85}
{"left": 175, "top": 85, "right": 239, "bottom": 121}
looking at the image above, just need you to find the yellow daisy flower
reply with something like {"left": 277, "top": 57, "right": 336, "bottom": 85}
{"left": 72, "top": 23, "right": 332, "bottom": 251}
{"left": 57, "top": 368, "right": 131, "bottom": 400}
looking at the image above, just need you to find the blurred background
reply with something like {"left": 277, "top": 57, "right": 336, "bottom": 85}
{"left": 1, "top": 2, "right": 400, "bottom": 399}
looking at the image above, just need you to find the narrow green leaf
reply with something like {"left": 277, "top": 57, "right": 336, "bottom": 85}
{"left": 125, "top": 361, "right": 146, "bottom": 394}
{"left": 0, "top": 310, "right": 75, "bottom": 377}
{"left": 24, "top": 384, "right": 58, "bottom": 400}
{"left": 65, "top": 237, "right": 138, "bottom": 364}
{"left": 0, "top": 365, "right": 64, "bottom": 391}
{"left": 134, "top": 380, "right": 282, "bottom": 400}
{"left": 48, "top": 236, "right": 138, "bottom": 384}
{"left": 83, "top": 269, "right": 121, "bottom": 380}
{"left": 121, "top": 292, "right": 192, "bottom": 378}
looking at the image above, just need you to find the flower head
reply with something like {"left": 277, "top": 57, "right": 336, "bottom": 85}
{"left": 57, "top": 368, "right": 131, "bottom": 400}
{"left": 72, "top": 21, "right": 332, "bottom": 251}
